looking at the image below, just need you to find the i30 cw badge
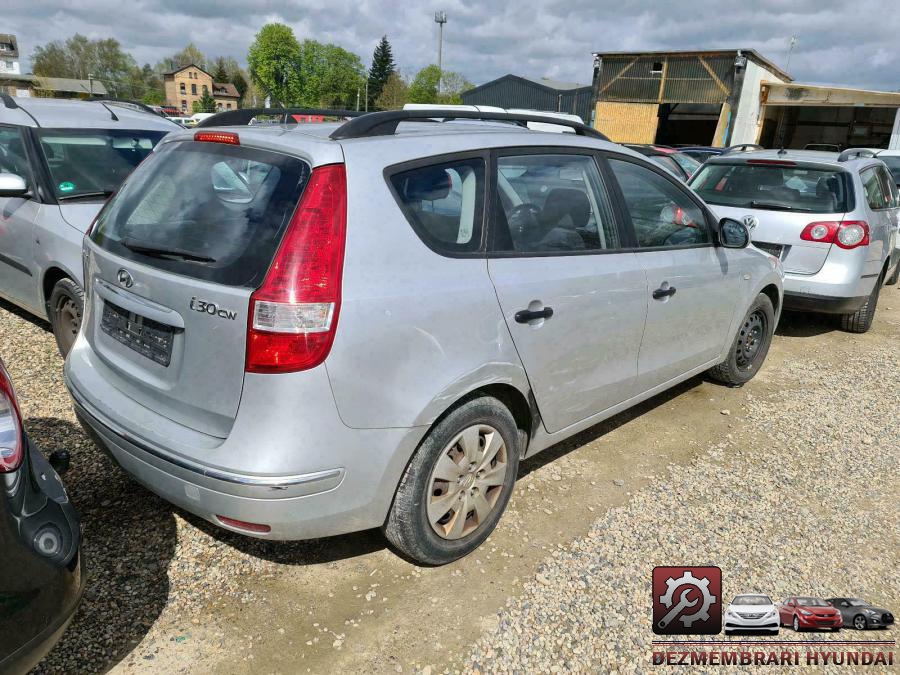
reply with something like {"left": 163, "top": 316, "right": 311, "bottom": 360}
{"left": 116, "top": 269, "right": 134, "bottom": 288}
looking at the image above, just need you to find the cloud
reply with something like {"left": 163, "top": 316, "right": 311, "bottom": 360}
{"left": 6, "top": 0, "right": 900, "bottom": 90}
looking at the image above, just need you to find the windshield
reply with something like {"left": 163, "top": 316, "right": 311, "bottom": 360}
{"left": 671, "top": 152, "right": 701, "bottom": 178}
{"left": 732, "top": 595, "right": 771, "bottom": 606}
{"left": 796, "top": 597, "right": 829, "bottom": 607}
{"left": 847, "top": 599, "right": 867, "bottom": 607}
{"left": 690, "top": 162, "right": 850, "bottom": 213}
{"left": 879, "top": 156, "right": 900, "bottom": 185}
{"left": 37, "top": 128, "right": 168, "bottom": 201}
{"left": 92, "top": 140, "right": 310, "bottom": 288}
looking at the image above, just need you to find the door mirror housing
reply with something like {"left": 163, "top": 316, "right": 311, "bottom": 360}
{"left": 0, "top": 173, "right": 28, "bottom": 198}
{"left": 718, "top": 217, "right": 750, "bottom": 248}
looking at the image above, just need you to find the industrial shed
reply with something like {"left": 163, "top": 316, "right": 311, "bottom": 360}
{"left": 461, "top": 74, "right": 592, "bottom": 122}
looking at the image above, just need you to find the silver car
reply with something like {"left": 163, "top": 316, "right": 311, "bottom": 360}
{"left": 65, "top": 109, "right": 783, "bottom": 565}
{"left": 0, "top": 95, "right": 177, "bottom": 354}
{"left": 690, "top": 149, "right": 900, "bottom": 332}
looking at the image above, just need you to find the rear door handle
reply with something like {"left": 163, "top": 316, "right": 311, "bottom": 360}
{"left": 515, "top": 307, "right": 554, "bottom": 323}
{"left": 652, "top": 286, "right": 677, "bottom": 300}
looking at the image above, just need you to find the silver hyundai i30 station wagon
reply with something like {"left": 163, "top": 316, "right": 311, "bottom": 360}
{"left": 690, "top": 149, "right": 899, "bottom": 333}
{"left": 65, "top": 109, "right": 783, "bottom": 564}
{"left": 0, "top": 95, "right": 177, "bottom": 355}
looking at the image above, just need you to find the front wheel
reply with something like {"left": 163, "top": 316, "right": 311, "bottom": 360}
{"left": 383, "top": 396, "right": 520, "bottom": 566}
{"left": 48, "top": 278, "right": 84, "bottom": 358}
{"left": 853, "top": 615, "right": 868, "bottom": 630}
{"left": 708, "top": 293, "right": 775, "bottom": 386}
{"left": 793, "top": 615, "right": 801, "bottom": 632}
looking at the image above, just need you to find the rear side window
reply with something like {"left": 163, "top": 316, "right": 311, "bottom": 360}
{"left": 390, "top": 158, "right": 485, "bottom": 253}
{"left": 0, "top": 126, "right": 32, "bottom": 181}
{"left": 609, "top": 158, "right": 710, "bottom": 248}
{"left": 691, "top": 162, "right": 850, "bottom": 213}
{"left": 875, "top": 166, "right": 899, "bottom": 208}
{"left": 861, "top": 167, "right": 888, "bottom": 210}
{"left": 91, "top": 141, "right": 310, "bottom": 287}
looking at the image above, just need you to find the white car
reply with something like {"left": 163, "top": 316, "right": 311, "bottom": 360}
{"left": 724, "top": 594, "right": 780, "bottom": 635}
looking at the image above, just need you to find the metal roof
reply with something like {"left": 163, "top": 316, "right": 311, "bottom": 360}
{"left": 705, "top": 148, "right": 878, "bottom": 169}
{"left": 592, "top": 49, "right": 793, "bottom": 83}
{"left": 520, "top": 76, "right": 590, "bottom": 91}
{"left": 1, "top": 96, "right": 180, "bottom": 130}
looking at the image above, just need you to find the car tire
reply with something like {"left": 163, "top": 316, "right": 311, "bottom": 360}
{"left": 708, "top": 293, "right": 775, "bottom": 386}
{"left": 841, "top": 273, "right": 881, "bottom": 333}
{"left": 793, "top": 615, "right": 801, "bottom": 632}
{"left": 831, "top": 627, "right": 841, "bottom": 632}
{"left": 724, "top": 629, "right": 732, "bottom": 635}
{"left": 48, "top": 278, "right": 84, "bottom": 358}
{"left": 886, "top": 260, "right": 900, "bottom": 286}
{"left": 853, "top": 614, "right": 867, "bottom": 630}
{"left": 383, "top": 395, "right": 521, "bottom": 566}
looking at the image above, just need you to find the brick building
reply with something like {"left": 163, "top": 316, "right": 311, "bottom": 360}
{"left": 163, "top": 64, "right": 240, "bottom": 113}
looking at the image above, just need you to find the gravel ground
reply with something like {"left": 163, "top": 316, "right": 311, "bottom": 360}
{"left": 464, "top": 328, "right": 899, "bottom": 672}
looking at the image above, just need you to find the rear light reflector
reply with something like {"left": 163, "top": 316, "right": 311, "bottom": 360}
{"left": 800, "top": 220, "right": 868, "bottom": 249}
{"left": 216, "top": 515, "right": 271, "bottom": 534}
{"left": 246, "top": 163, "right": 347, "bottom": 374}
{"left": 747, "top": 159, "right": 797, "bottom": 166}
{"left": 0, "top": 361, "right": 24, "bottom": 473}
{"left": 194, "top": 131, "right": 240, "bottom": 145}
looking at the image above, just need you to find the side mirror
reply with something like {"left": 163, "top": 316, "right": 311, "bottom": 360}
{"left": 718, "top": 217, "right": 750, "bottom": 249}
{"left": 0, "top": 172, "right": 28, "bottom": 198}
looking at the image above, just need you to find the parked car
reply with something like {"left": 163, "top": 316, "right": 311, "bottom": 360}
{"left": 873, "top": 149, "right": 900, "bottom": 284}
{"left": 0, "top": 357, "right": 83, "bottom": 674}
{"left": 690, "top": 149, "right": 900, "bottom": 332}
{"left": 65, "top": 108, "right": 782, "bottom": 565}
{"left": 778, "top": 596, "right": 843, "bottom": 632}
{"left": 826, "top": 598, "right": 895, "bottom": 630}
{"left": 678, "top": 146, "right": 725, "bottom": 163}
{"left": 724, "top": 594, "right": 780, "bottom": 635}
{"left": 623, "top": 144, "right": 701, "bottom": 181}
{"left": 0, "top": 94, "right": 178, "bottom": 355}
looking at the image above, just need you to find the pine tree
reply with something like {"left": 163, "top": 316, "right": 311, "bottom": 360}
{"left": 212, "top": 56, "right": 229, "bottom": 83}
{"left": 367, "top": 36, "right": 396, "bottom": 110}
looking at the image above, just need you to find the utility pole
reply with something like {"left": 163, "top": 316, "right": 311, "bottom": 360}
{"left": 88, "top": 73, "right": 94, "bottom": 98}
{"left": 365, "top": 80, "right": 369, "bottom": 112}
{"left": 356, "top": 86, "right": 360, "bottom": 111}
{"left": 435, "top": 10, "right": 447, "bottom": 93}
{"left": 785, "top": 35, "right": 798, "bottom": 72}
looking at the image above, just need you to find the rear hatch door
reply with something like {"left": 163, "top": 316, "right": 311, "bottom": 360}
{"left": 83, "top": 136, "right": 311, "bottom": 438}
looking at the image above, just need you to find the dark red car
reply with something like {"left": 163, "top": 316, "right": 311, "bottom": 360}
{"left": 779, "top": 596, "right": 843, "bottom": 632}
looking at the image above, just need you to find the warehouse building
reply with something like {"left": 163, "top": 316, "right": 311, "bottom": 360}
{"left": 590, "top": 48, "right": 900, "bottom": 149}
{"left": 461, "top": 74, "right": 592, "bottom": 122}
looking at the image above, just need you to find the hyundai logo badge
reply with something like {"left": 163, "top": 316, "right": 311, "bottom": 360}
{"left": 117, "top": 269, "right": 134, "bottom": 288}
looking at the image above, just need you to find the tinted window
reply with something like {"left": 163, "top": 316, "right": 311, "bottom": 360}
{"left": 671, "top": 152, "right": 701, "bottom": 178}
{"left": 493, "top": 154, "right": 619, "bottom": 253}
{"left": 390, "top": 158, "right": 484, "bottom": 253}
{"left": 861, "top": 167, "right": 888, "bottom": 210}
{"left": 92, "top": 140, "right": 309, "bottom": 287}
{"left": 37, "top": 128, "right": 168, "bottom": 200}
{"left": 691, "top": 162, "right": 850, "bottom": 213}
{"left": 876, "top": 166, "right": 899, "bottom": 208}
{"left": 649, "top": 154, "right": 683, "bottom": 178}
{"left": 879, "top": 155, "right": 900, "bottom": 185}
{"left": 609, "top": 158, "right": 709, "bottom": 248}
{"left": 0, "top": 126, "right": 31, "bottom": 180}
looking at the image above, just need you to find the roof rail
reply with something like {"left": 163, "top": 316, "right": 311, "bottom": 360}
{"left": 328, "top": 109, "right": 609, "bottom": 141}
{"left": 196, "top": 107, "right": 365, "bottom": 128}
{"left": 723, "top": 143, "right": 764, "bottom": 154}
{"left": 837, "top": 148, "right": 876, "bottom": 162}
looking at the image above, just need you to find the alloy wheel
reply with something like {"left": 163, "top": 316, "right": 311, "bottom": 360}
{"left": 426, "top": 424, "right": 509, "bottom": 540}
{"left": 854, "top": 615, "right": 867, "bottom": 630}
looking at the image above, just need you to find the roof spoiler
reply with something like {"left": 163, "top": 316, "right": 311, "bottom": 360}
{"left": 328, "top": 109, "right": 609, "bottom": 140}
{"left": 722, "top": 143, "right": 764, "bottom": 155}
{"left": 196, "top": 107, "right": 365, "bottom": 128}
{"left": 837, "top": 148, "right": 877, "bottom": 162}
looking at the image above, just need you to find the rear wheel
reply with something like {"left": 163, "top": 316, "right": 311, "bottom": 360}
{"left": 708, "top": 293, "right": 775, "bottom": 386}
{"left": 841, "top": 273, "right": 881, "bottom": 333}
{"left": 886, "top": 260, "right": 900, "bottom": 286}
{"left": 48, "top": 278, "right": 84, "bottom": 358}
{"left": 383, "top": 396, "right": 520, "bottom": 566}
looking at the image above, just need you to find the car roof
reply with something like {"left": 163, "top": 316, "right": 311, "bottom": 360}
{"left": 705, "top": 148, "right": 879, "bottom": 171}
{"left": 0, "top": 96, "right": 181, "bottom": 132}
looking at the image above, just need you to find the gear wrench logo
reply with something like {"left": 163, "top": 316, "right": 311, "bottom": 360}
{"left": 652, "top": 566, "right": 722, "bottom": 635}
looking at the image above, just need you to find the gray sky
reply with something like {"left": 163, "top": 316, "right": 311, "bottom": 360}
{"left": 6, "top": 0, "right": 899, "bottom": 90}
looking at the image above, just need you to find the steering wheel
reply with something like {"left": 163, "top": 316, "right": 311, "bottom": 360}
{"left": 507, "top": 203, "right": 542, "bottom": 240}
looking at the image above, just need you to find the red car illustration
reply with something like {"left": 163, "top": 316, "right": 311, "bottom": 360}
{"left": 778, "top": 596, "right": 843, "bottom": 632}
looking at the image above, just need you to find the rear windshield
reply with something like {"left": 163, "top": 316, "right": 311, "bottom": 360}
{"left": 37, "top": 128, "right": 168, "bottom": 201}
{"left": 691, "top": 162, "right": 850, "bottom": 213}
{"left": 91, "top": 140, "right": 310, "bottom": 287}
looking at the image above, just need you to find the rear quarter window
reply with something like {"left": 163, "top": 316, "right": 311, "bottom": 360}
{"left": 91, "top": 140, "right": 310, "bottom": 287}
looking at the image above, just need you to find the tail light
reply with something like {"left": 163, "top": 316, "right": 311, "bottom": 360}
{"left": 194, "top": 131, "right": 240, "bottom": 145}
{"left": 0, "top": 360, "right": 24, "bottom": 473}
{"left": 800, "top": 220, "right": 869, "bottom": 249}
{"left": 246, "top": 164, "right": 347, "bottom": 374}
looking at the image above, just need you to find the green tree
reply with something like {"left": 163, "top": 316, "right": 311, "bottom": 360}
{"left": 295, "top": 40, "right": 365, "bottom": 108}
{"left": 375, "top": 72, "right": 408, "bottom": 110}
{"left": 32, "top": 34, "right": 137, "bottom": 96}
{"left": 407, "top": 64, "right": 442, "bottom": 104}
{"left": 197, "top": 90, "right": 217, "bottom": 113}
{"left": 367, "top": 36, "right": 396, "bottom": 109}
{"left": 247, "top": 23, "right": 303, "bottom": 106}
{"left": 164, "top": 43, "right": 207, "bottom": 71}
{"left": 437, "top": 71, "right": 474, "bottom": 105}
{"left": 212, "top": 56, "right": 229, "bottom": 83}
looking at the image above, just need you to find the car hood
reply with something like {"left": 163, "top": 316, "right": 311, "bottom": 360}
{"left": 58, "top": 202, "right": 104, "bottom": 233}
{"left": 800, "top": 607, "right": 839, "bottom": 615}
{"left": 730, "top": 604, "right": 777, "bottom": 613}
{"left": 858, "top": 606, "right": 891, "bottom": 614}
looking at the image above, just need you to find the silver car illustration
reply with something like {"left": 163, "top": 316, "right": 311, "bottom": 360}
{"left": 0, "top": 95, "right": 177, "bottom": 354}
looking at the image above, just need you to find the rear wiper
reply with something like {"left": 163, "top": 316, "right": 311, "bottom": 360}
{"left": 749, "top": 201, "right": 811, "bottom": 212}
{"left": 122, "top": 238, "right": 216, "bottom": 263}
{"left": 58, "top": 190, "right": 114, "bottom": 202}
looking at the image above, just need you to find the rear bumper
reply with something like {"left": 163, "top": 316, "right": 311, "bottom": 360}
{"left": 782, "top": 244, "right": 880, "bottom": 309}
{"left": 783, "top": 292, "right": 868, "bottom": 314}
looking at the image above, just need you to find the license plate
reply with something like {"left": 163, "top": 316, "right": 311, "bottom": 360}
{"left": 100, "top": 301, "right": 175, "bottom": 366}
